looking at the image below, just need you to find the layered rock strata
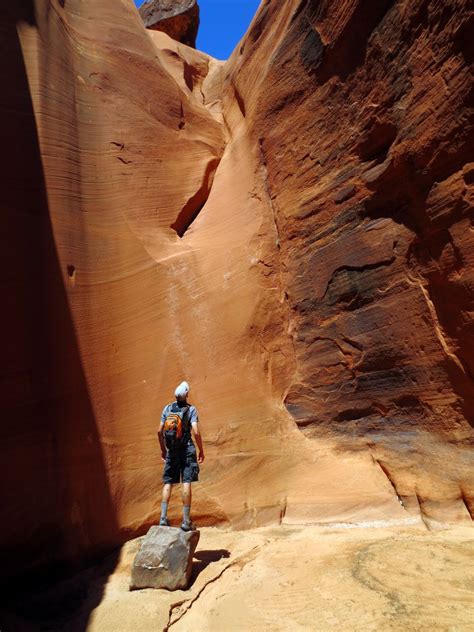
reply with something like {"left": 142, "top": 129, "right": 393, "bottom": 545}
{"left": 226, "top": 0, "right": 474, "bottom": 524}
{"left": 1, "top": 0, "right": 472, "bottom": 583}
{"left": 1, "top": 0, "right": 223, "bottom": 580}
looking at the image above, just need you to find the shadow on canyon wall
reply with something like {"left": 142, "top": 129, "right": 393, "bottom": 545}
{"left": 0, "top": 3, "right": 119, "bottom": 630}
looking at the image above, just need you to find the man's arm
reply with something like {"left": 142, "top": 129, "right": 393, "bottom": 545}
{"left": 192, "top": 421, "right": 205, "bottom": 463}
{"left": 157, "top": 421, "right": 167, "bottom": 462}
{"left": 158, "top": 406, "right": 168, "bottom": 463}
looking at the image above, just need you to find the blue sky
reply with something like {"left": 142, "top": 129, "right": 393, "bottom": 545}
{"left": 134, "top": 0, "right": 261, "bottom": 60}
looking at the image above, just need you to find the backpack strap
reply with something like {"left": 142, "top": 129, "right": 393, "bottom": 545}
{"left": 170, "top": 401, "right": 189, "bottom": 413}
{"left": 181, "top": 404, "right": 191, "bottom": 440}
{"left": 182, "top": 404, "right": 190, "bottom": 426}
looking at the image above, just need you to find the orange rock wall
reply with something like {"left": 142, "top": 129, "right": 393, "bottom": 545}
{"left": 227, "top": 0, "right": 474, "bottom": 521}
{"left": 1, "top": 0, "right": 472, "bottom": 580}
{"left": 1, "top": 0, "right": 226, "bottom": 578}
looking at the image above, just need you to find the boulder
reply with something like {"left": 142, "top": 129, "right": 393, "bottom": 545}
{"left": 139, "top": 0, "right": 200, "bottom": 48}
{"left": 130, "top": 526, "right": 200, "bottom": 591}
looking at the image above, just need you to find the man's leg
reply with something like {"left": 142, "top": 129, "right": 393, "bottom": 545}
{"left": 160, "top": 483, "right": 172, "bottom": 525}
{"left": 181, "top": 482, "right": 192, "bottom": 529}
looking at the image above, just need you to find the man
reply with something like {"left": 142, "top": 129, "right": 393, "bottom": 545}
{"left": 157, "top": 381, "right": 205, "bottom": 531}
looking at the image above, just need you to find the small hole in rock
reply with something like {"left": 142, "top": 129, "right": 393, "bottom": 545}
{"left": 67, "top": 265, "right": 75, "bottom": 278}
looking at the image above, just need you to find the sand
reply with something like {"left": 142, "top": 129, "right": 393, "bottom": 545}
{"left": 3, "top": 523, "right": 472, "bottom": 631}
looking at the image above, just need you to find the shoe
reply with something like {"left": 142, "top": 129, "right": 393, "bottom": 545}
{"left": 159, "top": 517, "right": 170, "bottom": 526}
{"left": 180, "top": 520, "right": 195, "bottom": 532}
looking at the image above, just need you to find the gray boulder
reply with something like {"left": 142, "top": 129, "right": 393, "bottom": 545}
{"left": 130, "top": 526, "right": 200, "bottom": 591}
{"left": 138, "top": 0, "right": 200, "bottom": 48}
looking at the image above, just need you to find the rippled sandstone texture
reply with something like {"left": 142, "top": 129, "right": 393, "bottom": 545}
{"left": 226, "top": 0, "right": 474, "bottom": 522}
{"left": 1, "top": 0, "right": 473, "bottom": 583}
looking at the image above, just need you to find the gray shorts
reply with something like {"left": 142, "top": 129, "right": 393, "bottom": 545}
{"left": 163, "top": 442, "right": 199, "bottom": 484}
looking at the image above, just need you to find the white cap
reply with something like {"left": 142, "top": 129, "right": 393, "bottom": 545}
{"left": 175, "top": 381, "right": 189, "bottom": 399}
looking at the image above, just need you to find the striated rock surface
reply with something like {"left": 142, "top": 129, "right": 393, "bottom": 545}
{"left": 0, "top": 0, "right": 223, "bottom": 581}
{"left": 139, "top": 0, "right": 199, "bottom": 47}
{"left": 226, "top": 0, "right": 474, "bottom": 524}
{"left": 130, "top": 526, "right": 200, "bottom": 590}
{"left": 0, "top": 0, "right": 472, "bottom": 585}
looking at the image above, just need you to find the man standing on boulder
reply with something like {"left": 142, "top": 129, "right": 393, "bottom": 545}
{"left": 157, "top": 381, "right": 205, "bottom": 531}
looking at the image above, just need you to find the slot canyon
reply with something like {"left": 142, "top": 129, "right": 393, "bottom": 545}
{"left": 1, "top": 0, "right": 473, "bottom": 629}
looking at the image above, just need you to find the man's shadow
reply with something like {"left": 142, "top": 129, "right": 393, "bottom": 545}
{"left": 190, "top": 549, "right": 231, "bottom": 587}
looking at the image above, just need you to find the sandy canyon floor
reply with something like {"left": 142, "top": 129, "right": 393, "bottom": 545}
{"left": 3, "top": 523, "right": 473, "bottom": 631}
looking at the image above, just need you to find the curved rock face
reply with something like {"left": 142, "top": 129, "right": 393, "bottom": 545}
{"left": 0, "top": 0, "right": 223, "bottom": 580}
{"left": 227, "top": 0, "right": 474, "bottom": 521}
{"left": 1, "top": 0, "right": 473, "bottom": 582}
{"left": 139, "top": 0, "right": 199, "bottom": 48}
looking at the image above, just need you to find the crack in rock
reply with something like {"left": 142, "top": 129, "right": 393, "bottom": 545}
{"left": 163, "top": 544, "right": 262, "bottom": 631}
{"left": 376, "top": 459, "right": 405, "bottom": 509}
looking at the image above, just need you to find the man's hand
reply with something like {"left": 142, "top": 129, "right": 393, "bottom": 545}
{"left": 192, "top": 422, "right": 205, "bottom": 464}
{"left": 157, "top": 424, "right": 167, "bottom": 463}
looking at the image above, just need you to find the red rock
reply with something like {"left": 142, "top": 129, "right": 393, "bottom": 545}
{"left": 228, "top": 0, "right": 474, "bottom": 524}
{"left": 0, "top": 0, "right": 223, "bottom": 580}
{"left": 1, "top": 0, "right": 472, "bottom": 583}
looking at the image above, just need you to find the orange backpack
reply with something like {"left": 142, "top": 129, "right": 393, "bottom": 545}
{"left": 163, "top": 404, "right": 189, "bottom": 450}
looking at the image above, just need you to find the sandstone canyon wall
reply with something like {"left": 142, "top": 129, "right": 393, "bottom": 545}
{"left": 1, "top": 0, "right": 472, "bottom": 582}
{"left": 225, "top": 0, "right": 474, "bottom": 523}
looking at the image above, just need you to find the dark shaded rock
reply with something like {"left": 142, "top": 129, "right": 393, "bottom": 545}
{"left": 139, "top": 0, "right": 200, "bottom": 48}
{"left": 334, "top": 184, "right": 357, "bottom": 204}
{"left": 227, "top": 0, "right": 474, "bottom": 521}
{"left": 130, "top": 526, "right": 200, "bottom": 591}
